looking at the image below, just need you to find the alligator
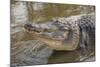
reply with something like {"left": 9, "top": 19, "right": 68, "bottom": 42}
{"left": 24, "top": 13, "right": 95, "bottom": 54}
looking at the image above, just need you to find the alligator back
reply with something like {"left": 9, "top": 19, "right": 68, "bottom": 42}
{"left": 50, "top": 14, "right": 95, "bottom": 55}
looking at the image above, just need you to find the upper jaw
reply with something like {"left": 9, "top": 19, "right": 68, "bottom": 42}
{"left": 24, "top": 22, "right": 58, "bottom": 34}
{"left": 24, "top": 23, "right": 44, "bottom": 33}
{"left": 24, "top": 22, "right": 69, "bottom": 41}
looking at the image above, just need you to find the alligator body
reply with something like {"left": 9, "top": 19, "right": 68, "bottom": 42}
{"left": 24, "top": 14, "right": 95, "bottom": 53}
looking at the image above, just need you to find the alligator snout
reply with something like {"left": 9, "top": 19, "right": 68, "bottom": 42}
{"left": 24, "top": 23, "right": 34, "bottom": 31}
{"left": 24, "top": 23, "right": 42, "bottom": 33}
{"left": 24, "top": 22, "right": 58, "bottom": 34}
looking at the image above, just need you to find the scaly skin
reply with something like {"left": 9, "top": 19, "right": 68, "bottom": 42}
{"left": 24, "top": 13, "right": 95, "bottom": 51}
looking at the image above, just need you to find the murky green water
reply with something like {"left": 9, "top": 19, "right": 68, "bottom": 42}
{"left": 11, "top": 1, "right": 95, "bottom": 66}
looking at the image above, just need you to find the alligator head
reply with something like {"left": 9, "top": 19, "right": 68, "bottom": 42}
{"left": 24, "top": 17, "right": 80, "bottom": 51}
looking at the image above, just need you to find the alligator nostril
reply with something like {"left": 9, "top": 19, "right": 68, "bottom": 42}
{"left": 24, "top": 23, "right": 35, "bottom": 31}
{"left": 24, "top": 23, "right": 33, "bottom": 28}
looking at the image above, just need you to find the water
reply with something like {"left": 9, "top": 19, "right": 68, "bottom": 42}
{"left": 11, "top": 1, "right": 95, "bottom": 66}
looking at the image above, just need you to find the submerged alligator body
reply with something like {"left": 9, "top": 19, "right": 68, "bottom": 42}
{"left": 24, "top": 13, "right": 95, "bottom": 54}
